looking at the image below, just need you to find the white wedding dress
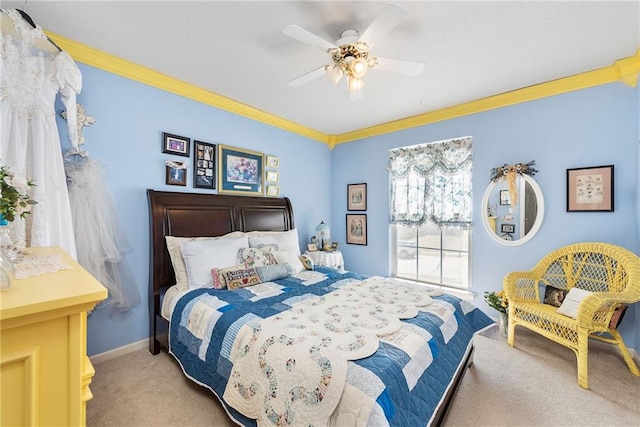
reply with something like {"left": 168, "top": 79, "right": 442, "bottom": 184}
{"left": 0, "top": 9, "right": 79, "bottom": 258}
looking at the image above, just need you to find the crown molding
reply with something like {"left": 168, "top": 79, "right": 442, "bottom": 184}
{"left": 47, "top": 31, "right": 638, "bottom": 147}
{"left": 46, "top": 31, "right": 328, "bottom": 144}
{"left": 335, "top": 48, "right": 640, "bottom": 145}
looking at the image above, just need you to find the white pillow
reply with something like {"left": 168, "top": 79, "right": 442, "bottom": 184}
{"left": 180, "top": 234, "right": 249, "bottom": 290}
{"left": 165, "top": 231, "right": 245, "bottom": 291}
{"left": 274, "top": 249, "right": 305, "bottom": 274}
{"left": 556, "top": 288, "right": 593, "bottom": 319}
{"left": 248, "top": 229, "right": 301, "bottom": 256}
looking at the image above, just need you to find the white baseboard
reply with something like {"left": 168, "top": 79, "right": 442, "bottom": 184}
{"left": 89, "top": 338, "right": 148, "bottom": 365}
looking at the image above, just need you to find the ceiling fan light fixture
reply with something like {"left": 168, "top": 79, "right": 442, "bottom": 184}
{"left": 348, "top": 76, "right": 364, "bottom": 93}
{"left": 349, "top": 57, "right": 368, "bottom": 78}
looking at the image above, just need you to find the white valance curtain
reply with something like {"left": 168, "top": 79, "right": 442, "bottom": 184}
{"left": 388, "top": 137, "right": 473, "bottom": 227}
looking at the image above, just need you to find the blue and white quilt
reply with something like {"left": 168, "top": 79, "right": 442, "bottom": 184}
{"left": 170, "top": 267, "right": 494, "bottom": 426}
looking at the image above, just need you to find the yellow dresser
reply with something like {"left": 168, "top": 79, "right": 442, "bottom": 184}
{"left": 0, "top": 247, "right": 107, "bottom": 426}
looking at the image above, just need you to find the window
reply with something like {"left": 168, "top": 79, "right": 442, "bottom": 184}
{"left": 388, "top": 137, "right": 472, "bottom": 290}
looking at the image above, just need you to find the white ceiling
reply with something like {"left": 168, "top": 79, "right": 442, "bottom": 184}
{"left": 4, "top": 1, "right": 639, "bottom": 136}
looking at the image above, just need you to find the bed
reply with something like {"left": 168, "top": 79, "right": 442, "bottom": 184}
{"left": 147, "top": 189, "right": 493, "bottom": 426}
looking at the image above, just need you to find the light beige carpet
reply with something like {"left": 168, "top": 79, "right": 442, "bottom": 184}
{"left": 87, "top": 328, "right": 640, "bottom": 426}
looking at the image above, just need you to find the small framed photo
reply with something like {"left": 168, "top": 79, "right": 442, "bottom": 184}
{"left": 266, "top": 170, "right": 280, "bottom": 182}
{"left": 162, "top": 132, "right": 190, "bottom": 157}
{"left": 501, "top": 223, "right": 515, "bottom": 234}
{"left": 346, "top": 214, "right": 367, "bottom": 245}
{"left": 266, "top": 155, "right": 280, "bottom": 168}
{"left": 331, "top": 242, "right": 338, "bottom": 251}
{"left": 193, "top": 141, "right": 216, "bottom": 189}
{"left": 347, "top": 183, "right": 367, "bottom": 211}
{"left": 266, "top": 185, "right": 280, "bottom": 197}
{"left": 218, "top": 144, "right": 264, "bottom": 196}
{"left": 567, "top": 165, "right": 614, "bottom": 212}
{"left": 499, "top": 190, "right": 510, "bottom": 205}
{"left": 165, "top": 161, "right": 187, "bottom": 186}
{"left": 307, "top": 243, "right": 318, "bottom": 252}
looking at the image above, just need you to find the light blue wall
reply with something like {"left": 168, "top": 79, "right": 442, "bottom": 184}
{"left": 56, "top": 64, "right": 332, "bottom": 356}
{"left": 331, "top": 83, "right": 639, "bottom": 350}
{"left": 52, "top": 63, "right": 639, "bottom": 355}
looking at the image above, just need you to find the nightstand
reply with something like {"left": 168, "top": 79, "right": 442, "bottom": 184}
{"left": 304, "top": 250, "right": 344, "bottom": 270}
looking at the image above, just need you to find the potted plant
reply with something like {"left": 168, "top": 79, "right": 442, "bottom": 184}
{"left": 484, "top": 290, "right": 509, "bottom": 336}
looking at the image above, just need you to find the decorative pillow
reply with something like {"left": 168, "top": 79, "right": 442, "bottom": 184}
{"left": 557, "top": 288, "right": 593, "bottom": 319}
{"left": 247, "top": 229, "right": 301, "bottom": 256}
{"left": 165, "top": 232, "right": 246, "bottom": 291}
{"left": 223, "top": 266, "right": 262, "bottom": 290}
{"left": 255, "top": 263, "right": 292, "bottom": 282}
{"left": 211, "top": 267, "right": 225, "bottom": 289}
{"left": 238, "top": 246, "right": 278, "bottom": 268}
{"left": 299, "top": 254, "right": 314, "bottom": 270}
{"left": 180, "top": 234, "right": 250, "bottom": 289}
{"left": 213, "top": 264, "right": 245, "bottom": 289}
{"left": 274, "top": 249, "right": 305, "bottom": 274}
{"left": 543, "top": 285, "right": 567, "bottom": 307}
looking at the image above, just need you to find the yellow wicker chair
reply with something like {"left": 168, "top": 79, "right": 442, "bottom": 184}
{"left": 503, "top": 242, "right": 640, "bottom": 389}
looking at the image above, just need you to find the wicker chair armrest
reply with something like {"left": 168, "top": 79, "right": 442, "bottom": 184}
{"left": 575, "top": 291, "right": 638, "bottom": 328}
{"left": 503, "top": 271, "right": 540, "bottom": 302}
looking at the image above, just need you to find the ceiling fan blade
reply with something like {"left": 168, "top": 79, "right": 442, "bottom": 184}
{"left": 358, "top": 3, "right": 408, "bottom": 49}
{"left": 373, "top": 57, "right": 424, "bottom": 76}
{"left": 283, "top": 24, "right": 337, "bottom": 51}
{"left": 287, "top": 65, "right": 329, "bottom": 88}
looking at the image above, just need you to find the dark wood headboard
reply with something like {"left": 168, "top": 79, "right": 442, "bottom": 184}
{"left": 147, "top": 189, "right": 295, "bottom": 354}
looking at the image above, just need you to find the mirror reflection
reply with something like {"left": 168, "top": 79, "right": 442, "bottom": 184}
{"left": 481, "top": 174, "right": 544, "bottom": 246}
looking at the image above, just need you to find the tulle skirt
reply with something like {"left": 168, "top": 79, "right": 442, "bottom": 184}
{"left": 65, "top": 158, "right": 140, "bottom": 312}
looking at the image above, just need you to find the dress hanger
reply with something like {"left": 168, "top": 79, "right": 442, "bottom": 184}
{"left": 0, "top": 8, "right": 62, "bottom": 53}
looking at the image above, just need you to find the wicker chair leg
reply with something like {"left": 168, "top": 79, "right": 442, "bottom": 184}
{"left": 577, "top": 331, "right": 589, "bottom": 389}
{"left": 609, "top": 330, "right": 640, "bottom": 376}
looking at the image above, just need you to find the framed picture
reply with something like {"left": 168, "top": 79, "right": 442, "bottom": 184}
{"left": 193, "top": 141, "right": 216, "bottom": 189}
{"left": 162, "top": 132, "right": 190, "bottom": 157}
{"left": 499, "top": 190, "right": 510, "bottom": 205}
{"left": 266, "top": 155, "right": 280, "bottom": 168}
{"left": 347, "top": 183, "right": 367, "bottom": 211}
{"left": 165, "top": 161, "right": 187, "bottom": 186}
{"left": 346, "top": 214, "right": 367, "bottom": 245}
{"left": 501, "top": 223, "right": 515, "bottom": 234}
{"left": 331, "top": 242, "right": 338, "bottom": 251}
{"left": 266, "top": 170, "right": 280, "bottom": 182}
{"left": 218, "top": 144, "right": 264, "bottom": 195}
{"left": 566, "top": 165, "right": 614, "bottom": 212}
{"left": 307, "top": 243, "right": 318, "bottom": 252}
{"left": 266, "top": 185, "right": 280, "bottom": 197}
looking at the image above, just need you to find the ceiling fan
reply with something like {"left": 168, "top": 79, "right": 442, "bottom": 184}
{"left": 283, "top": 2, "right": 424, "bottom": 101}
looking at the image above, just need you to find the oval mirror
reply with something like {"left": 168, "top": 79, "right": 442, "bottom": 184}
{"left": 481, "top": 174, "right": 544, "bottom": 246}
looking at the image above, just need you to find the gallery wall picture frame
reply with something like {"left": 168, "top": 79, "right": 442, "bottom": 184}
{"left": 347, "top": 183, "right": 367, "bottom": 211}
{"left": 162, "top": 132, "right": 190, "bottom": 157}
{"left": 193, "top": 141, "right": 216, "bottom": 189}
{"left": 499, "top": 190, "right": 511, "bottom": 205}
{"left": 566, "top": 164, "right": 614, "bottom": 212}
{"left": 218, "top": 144, "right": 264, "bottom": 196}
{"left": 266, "top": 185, "right": 280, "bottom": 197}
{"left": 266, "top": 155, "right": 280, "bottom": 168}
{"left": 346, "top": 214, "right": 367, "bottom": 245}
{"left": 501, "top": 223, "right": 515, "bottom": 234}
{"left": 165, "top": 160, "right": 187, "bottom": 186}
{"left": 266, "top": 170, "right": 280, "bottom": 182}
